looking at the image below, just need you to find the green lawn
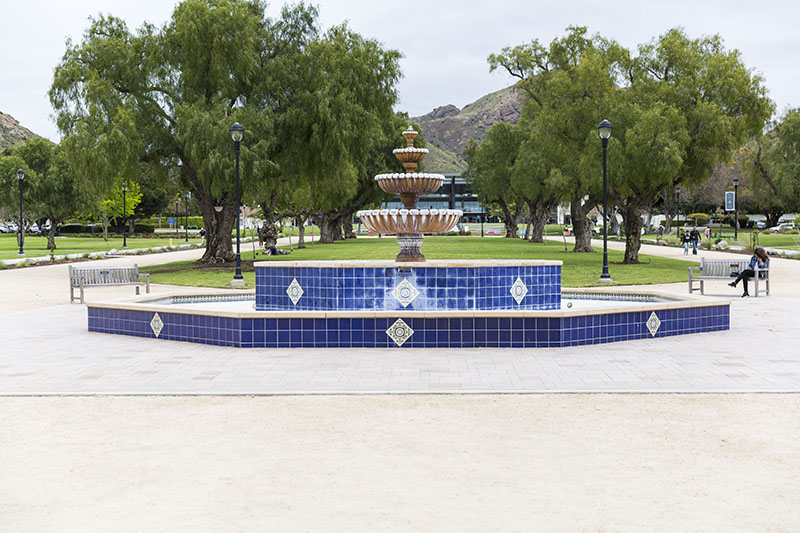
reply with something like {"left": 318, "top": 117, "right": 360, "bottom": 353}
{"left": 656, "top": 229, "right": 800, "bottom": 250}
{"left": 141, "top": 236, "right": 696, "bottom": 289}
{"left": 0, "top": 234, "right": 202, "bottom": 260}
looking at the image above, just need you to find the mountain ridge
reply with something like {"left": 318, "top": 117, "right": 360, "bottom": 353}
{"left": 412, "top": 85, "right": 522, "bottom": 173}
{"left": 0, "top": 111, "right": 39, "bottom": 150}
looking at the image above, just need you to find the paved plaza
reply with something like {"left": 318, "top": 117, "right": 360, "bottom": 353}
{"left": 1, "top": 239, "right": 799, "bottom": 394}
{"left": 1, "top": 238, "right": 799, "bottom": 530}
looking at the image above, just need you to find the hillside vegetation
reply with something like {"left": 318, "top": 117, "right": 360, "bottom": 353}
{"left": 0, "top": 111, "right": 38, "bottom": 150}
{"left": 413, "top": 85, "right": 522, "bottom": 173}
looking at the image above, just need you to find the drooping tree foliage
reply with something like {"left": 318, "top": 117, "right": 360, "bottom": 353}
{"left": 50, "top": 0, "right": 402, "bottom": 262}
{"left": 742, "top": 109, "right": 800, "bottom": 226}
{"left": 463, "top": 122, "right": 526, "bottom": 238}
{"left": 488, "top": 26, "right": 617, "bottom": 251}
{"left": 0, "top": 138, "right": 87, "bottom": 250}
{"left": 482, "top": 26, "right": 772, "bottom": 262}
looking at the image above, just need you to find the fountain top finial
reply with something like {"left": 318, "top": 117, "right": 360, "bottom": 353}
{"left": 402, "top": 125, "right": 418, "bottom": 148}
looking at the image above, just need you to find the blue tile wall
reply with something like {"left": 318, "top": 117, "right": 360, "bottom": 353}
{"left": 255, "top": 264, "right": 561, "bottom": 311}
{"left": 88, "top": 303, "right": 729, "bottom": 349}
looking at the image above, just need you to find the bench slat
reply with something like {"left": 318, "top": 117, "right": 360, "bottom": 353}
{"left": 69, "top": 264, "right": 149, "bottom": 303}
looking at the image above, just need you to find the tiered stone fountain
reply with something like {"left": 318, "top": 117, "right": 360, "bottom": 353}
{"left": 87, "top": 127, "right": 730, "bottom": 348}
{"left": 357, "top": 126, "right": 462, "bottom": 262}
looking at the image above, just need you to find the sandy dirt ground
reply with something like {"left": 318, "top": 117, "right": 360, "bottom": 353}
{"left": 2, "top": 240, "right": 800, "bottom": 529}
{"left": 1, "top": 394, "right": 798, "bottom": 531}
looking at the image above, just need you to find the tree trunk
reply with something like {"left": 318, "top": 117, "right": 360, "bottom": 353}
{"left": 497, "top": 198, "right": 520, "bottom": 238}
{"left": 529, "top": 209, "right": 549, "bottom": 243}
{"left": 102, "top": 216, "right": 110, "bottom": 242}
{"left": 47, "top": 224, "right": 58, "bottom": 251}
{"left": 526, "top": 198, "right": 557, "bottom": 244}
{"left": 296, "top": 216, "right": 307, "bottom": 249}
{"left": 342, "top": 216, "right": 356, "bottom": 239}
{"left": 765, "top": 212, "right": 782, "bottom": 227}
{"left": 524, "top": 219, "right": 531, "bottom": 241}
{"left": 570, "top": 197, "right": 594, "bottom": 252}
{"left": 197, "top": 194, "right": 236, "bottom": 263}
{"left": 621, "top": 205, "right": 644, "bottom": 264}
{"left": 318, "top": 212, "right": 339, "bottom": 244}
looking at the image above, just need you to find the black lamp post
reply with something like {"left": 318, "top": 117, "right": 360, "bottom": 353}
{"left": 598, "top": 119, "right": 612, "bottom": 283}
{"left": 121, "top": 182, "right": 128, "bottom": 249}
{"left": 675, "top": 185, "right": 681, "bottom": 234}
{"left": 733, "top": 177, "right": 739, "bottom": 242}
{"left": 17, "top": 169, "right": 24, "bottom": 256}
{"left": 230, "top": 122, "right": 245, "bottom": 286}
{"left": 184, "top": 191, "right": 190, "bottom": 243}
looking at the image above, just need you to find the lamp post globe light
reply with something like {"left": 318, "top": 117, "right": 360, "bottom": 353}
{"left": 675, "top": 185, "right": 681, "bottom": 234}
{"left": 230, "top": 122, "right": 245, "bottom": 287}
{"left": 733, "top": 177, "right": 739, "bottom": 242}
{"left": 121, "top": 182, "right": 128, "bottom": 249}
{"left": 598, "top": 119, "right": 612, "bottom": 283}
{"left": 17, "top": 169, "right": 24, "bottom": 256}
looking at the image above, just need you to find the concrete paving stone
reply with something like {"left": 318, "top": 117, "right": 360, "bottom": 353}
{"left": 3, "top": 242, "right": 800, "bottom": 394}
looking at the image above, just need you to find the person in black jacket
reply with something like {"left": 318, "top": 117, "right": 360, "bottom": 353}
{"left": 682, "top": 230, "right": 691, "bottom": 255}
{"left": 729, "top": 247, "right": 769, "bottom": 297}
{"left": 690, "top": 226, "right": 700, "bottom": 254}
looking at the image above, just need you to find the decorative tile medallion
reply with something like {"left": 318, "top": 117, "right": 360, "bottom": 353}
{"left": 510, "top": 277, "right": 528, "bottom": 305}
{"left": 286, "top": 278, "right": 304, "bottom": 306}
{"left": 391, "top": 279, "right": 420, "bottom": 308}
{"left": 646, "top": 311, "right": 661, "bottom": 337}
{"left": 150, "top": 313, "right": 164, "bottom": 338}
{"left": 386, "top": 318, "right": 414, "bottom": 347}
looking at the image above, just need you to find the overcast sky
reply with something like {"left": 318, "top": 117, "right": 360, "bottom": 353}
{"left": 2, "top": 0, "right": 799, "bottom": 142}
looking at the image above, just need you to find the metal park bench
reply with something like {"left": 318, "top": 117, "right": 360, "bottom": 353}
{"left": 69, "top": 264, "right": 150, "bottom": 304}
{"left": 688, "top": 258, "right": 769, "bottom": 297}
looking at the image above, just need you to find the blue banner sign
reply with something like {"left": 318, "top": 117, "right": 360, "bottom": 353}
{"left": 725, "top": 191, "right": 735, "bottom": 212}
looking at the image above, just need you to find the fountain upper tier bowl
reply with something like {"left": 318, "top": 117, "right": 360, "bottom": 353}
{"left": 391, "top": 147, "right": 429, "bottom": 168}
{"left": 357, "top": 208, "right": 462, "bottom": 235}
{"left": 374, "top": 172, "right": 445, "bottom": 195}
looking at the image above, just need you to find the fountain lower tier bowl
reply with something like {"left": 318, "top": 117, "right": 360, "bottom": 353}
{"left": 357, "top": 208, "right": 463, "bottom": 235}
{"left": 374, "top": 173, "right": 445, "bottom": 195}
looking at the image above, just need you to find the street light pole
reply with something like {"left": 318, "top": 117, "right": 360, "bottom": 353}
{"left": 184, "top": 191, "right": 190, "bottom": 243}
{"left": 230, "top": 122, "right": 245, "bottom": 287}
{"left": 17, "top": 169, "right": 24, "bottom": 256}
{"left": 733, "top": 177, "right": 739, "bottom": 242}
{"left": 122, "top": 182, "right": 128, "bottom": 249}
{"left": 598, "top": 120, "right": 612, "bottom": 283}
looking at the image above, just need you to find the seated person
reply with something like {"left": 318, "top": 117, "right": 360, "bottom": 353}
{"left": 265, "top": 245, "right": 290, "bottom": 256}
{"left": 728, "top": 246, "right": 769, "bottom": 297}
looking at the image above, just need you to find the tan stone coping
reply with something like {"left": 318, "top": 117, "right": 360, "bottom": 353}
{"left": 253, "top": 259, "right": 563, "bottom": 268}
{"left": 87, "top": 288, "right": 729, "bottom": 320}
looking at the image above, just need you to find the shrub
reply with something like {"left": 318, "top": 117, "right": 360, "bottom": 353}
{"left": 134, "top": 223, "right": 155, "bottom": 234}
{"left": 687, "top": 213, "right": 710, "bottom": 225}
{"left": 59, "top": 224, "right": 86, "bottom": 234}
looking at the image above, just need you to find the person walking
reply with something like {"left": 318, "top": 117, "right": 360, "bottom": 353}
{"left": 682, "top": 230, "right": 691, "bottom": 255}
{"left": 690, "top": 226, "right": 701, "bottom": 255}
{"left": 729, "top": 247, "right": 769, "bottom": 297}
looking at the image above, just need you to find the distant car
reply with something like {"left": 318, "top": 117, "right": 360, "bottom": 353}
{"left": 755, "top": 221, "right": 766, "bottom": 229}
{"left": 770, "top": 222, "right": 797, "bottom": 233}
{"left": 29, "top": 223, "right": 39, "bottom": 234}
{"left": 0, "top": 222, "right": 9, "bottom": 233}
{"left": 6, "top": 222, "right": 18, "bottom": 232}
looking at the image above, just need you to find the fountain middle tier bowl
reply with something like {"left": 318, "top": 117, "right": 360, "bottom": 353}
{"left": 374, "top": 172, "right": 445, "bottom": 195}
{"left": 357, "top": 208, "right": 463, "bottom": 235}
